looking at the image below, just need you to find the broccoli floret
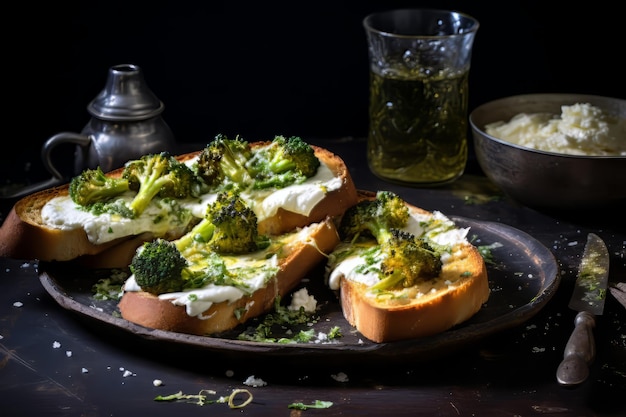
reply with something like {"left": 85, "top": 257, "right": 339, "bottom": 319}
{"left": 249, "top": 135, "right": 320, "bottom": 189}
{"left": 371, "top": 229, "right": 442, "bottom": 291}
{"left": 176, "top": 190, "right": 270, "bottom": 256}
{"left": 88, "top": 199, "right": 136, "bottom": 218}
{"left": 122, "top": 152, "right": 200, "bottom": 216}
{"left": 195, "top": 134, "right": 320, "bottom": 191}
{"left": 338, "top": 191, "right": 442, "bottom": 291}
{"left": 261, "top": 135, "right": 319, "bottom": 176}
{"left": 196, "top": 134, "right": 253, "bottom": 188}
{"left": 130, "top": 238, "right": 188, "bottom": 295}
{"left": 129, "top": 191, "right": 270, "bottom": 295}
{"left": 203, "top": 190, "right": 271, "bottom": 254}
{"left": 69, "top": 166, "right": 130, "bottom": 206}
{"left": 339, "top": 190, "right": 409, "bottom": 242}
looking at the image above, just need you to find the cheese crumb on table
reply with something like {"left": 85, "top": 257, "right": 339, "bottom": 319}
{"left": 243, "top": 375, "right": 267, "bottom": 387}
{"left": 331, "top": 372, "right": 349, "bottom": 382}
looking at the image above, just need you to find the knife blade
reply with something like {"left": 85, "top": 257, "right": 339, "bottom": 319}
{"left": 556, "top": 233, "right": 609, "bottom": 386}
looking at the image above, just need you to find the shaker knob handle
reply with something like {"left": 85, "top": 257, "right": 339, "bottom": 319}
{"left": 0, "top": 132, "right": 93, "bottom": 200}
{"left": 41, "top": 132, "right": 92, "bottom": 179}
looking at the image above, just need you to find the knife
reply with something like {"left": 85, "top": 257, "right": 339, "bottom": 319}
{"left": 556, "top": 233, "right": 609, "bottom": 386}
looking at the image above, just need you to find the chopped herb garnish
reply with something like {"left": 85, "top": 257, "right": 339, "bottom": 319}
{"left": 328, "top": 326, "right": 342, "bottom": 339}
{"left": 155, "top": 388, "right": 252, "bottom": 409}
{"left": 288, "top": 400, "right": 333, "bottom": 410}
{"left": 237, "top": 296, "right": 324, "bottom": 343}
{"left": 475, "top": 242, "right": 503, "bottom": 266}
{"left": 463, "top": 194, "right": 503, "bottom": 205}
{"left": 92, "top": 269, "right": 128, "bottom": 301}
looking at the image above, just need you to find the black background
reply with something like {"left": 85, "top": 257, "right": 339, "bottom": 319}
{"left": 3, "top": 0, "right": 624, "bottom": 185}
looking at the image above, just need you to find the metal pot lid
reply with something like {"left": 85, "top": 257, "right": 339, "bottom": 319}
{"left": 87, "top": 64, "right": 165, "bottom": 121}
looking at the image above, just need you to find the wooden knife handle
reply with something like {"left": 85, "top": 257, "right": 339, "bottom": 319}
{"left": 556, "top": 311, "right": 596, "bottom": 386}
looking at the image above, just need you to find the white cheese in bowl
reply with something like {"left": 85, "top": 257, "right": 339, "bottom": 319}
{"left": 485, "top": 103, "right": 626, "bottom": 156}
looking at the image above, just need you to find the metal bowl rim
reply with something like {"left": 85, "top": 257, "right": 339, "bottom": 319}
{"left": 469, "top": 93, "right": 626, "bottom": 160}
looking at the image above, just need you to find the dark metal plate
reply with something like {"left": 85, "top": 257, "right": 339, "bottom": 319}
{"left": 38, "top": 216, "right": 559, "bottom": 363}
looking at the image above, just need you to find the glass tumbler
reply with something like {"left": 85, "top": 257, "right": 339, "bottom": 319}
{"left": 364, "top": 9, "right": 479, "bottom": 186}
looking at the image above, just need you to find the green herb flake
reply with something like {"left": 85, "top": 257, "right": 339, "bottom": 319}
{"left": 91, "top": 269, "right": 128, "bottom": 301}
{"left": 328, "top": 326, "right": 342, "bottom": 339}
{"left": 288, "top": 400, "right": 333, "bottom": 410}
{"left": 154, "top": 390, "right": 217, "bottom": 405}
{"left": 463, "top": 194, "right": 503, "bottom": 205}
{"left": 234, "top": 306, "right": 247, "bottom": 320}
{"left": 475, "top": 241, "right": 503, "bottom": 266}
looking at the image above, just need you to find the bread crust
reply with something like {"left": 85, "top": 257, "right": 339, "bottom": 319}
{"left": 332, "top": 191, "right": 490, "bottom": 343}
{"left": 339, "top": 243, "right": 489, "bottom": 343}
{"left": 0, "top": 188, "right": 131, "bottom": 261}
{"left": 257, "top": 145, "right": 358, "bottom": 235}
{"left": 118, "top": 218, "right": 340, "bottom": 335}
{"left": 0, "top": 144, "right": 357, "bottom": 263}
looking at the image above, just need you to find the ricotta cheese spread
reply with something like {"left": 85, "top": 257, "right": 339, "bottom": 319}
{"left": 41, "top": 193, "right": 195, "bottom": 244}
{"left": 124, "top": 253, "right": 280, "bottom": 318}
{"left": 325, "top": 209, "right": 470, "bottom": 296}
{"left": 123, "top": 222, "right": 317, "bottom": 317}
{"left": 40, "top": 158, "right": 342, "bottom": 245}
{"left": 484, "top": 103, "right": 626, "bottom": 156}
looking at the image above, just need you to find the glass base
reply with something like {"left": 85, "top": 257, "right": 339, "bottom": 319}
{"left": 368, "top": 166, "right": 465, "bottom": 188}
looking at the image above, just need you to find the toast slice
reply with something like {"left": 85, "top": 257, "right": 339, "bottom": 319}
{"left": 0, "top": 143, "right": 357, "bottom": 265}
{"left": 118, "top": 217, "right": 340, "bottom": 335}
{"left": 325, "top": 191, "right": 490, "bottom": 343}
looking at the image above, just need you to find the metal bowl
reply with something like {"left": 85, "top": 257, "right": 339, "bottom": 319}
{"left": 470, "top": 94, "right": 626, "bottom": 210}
